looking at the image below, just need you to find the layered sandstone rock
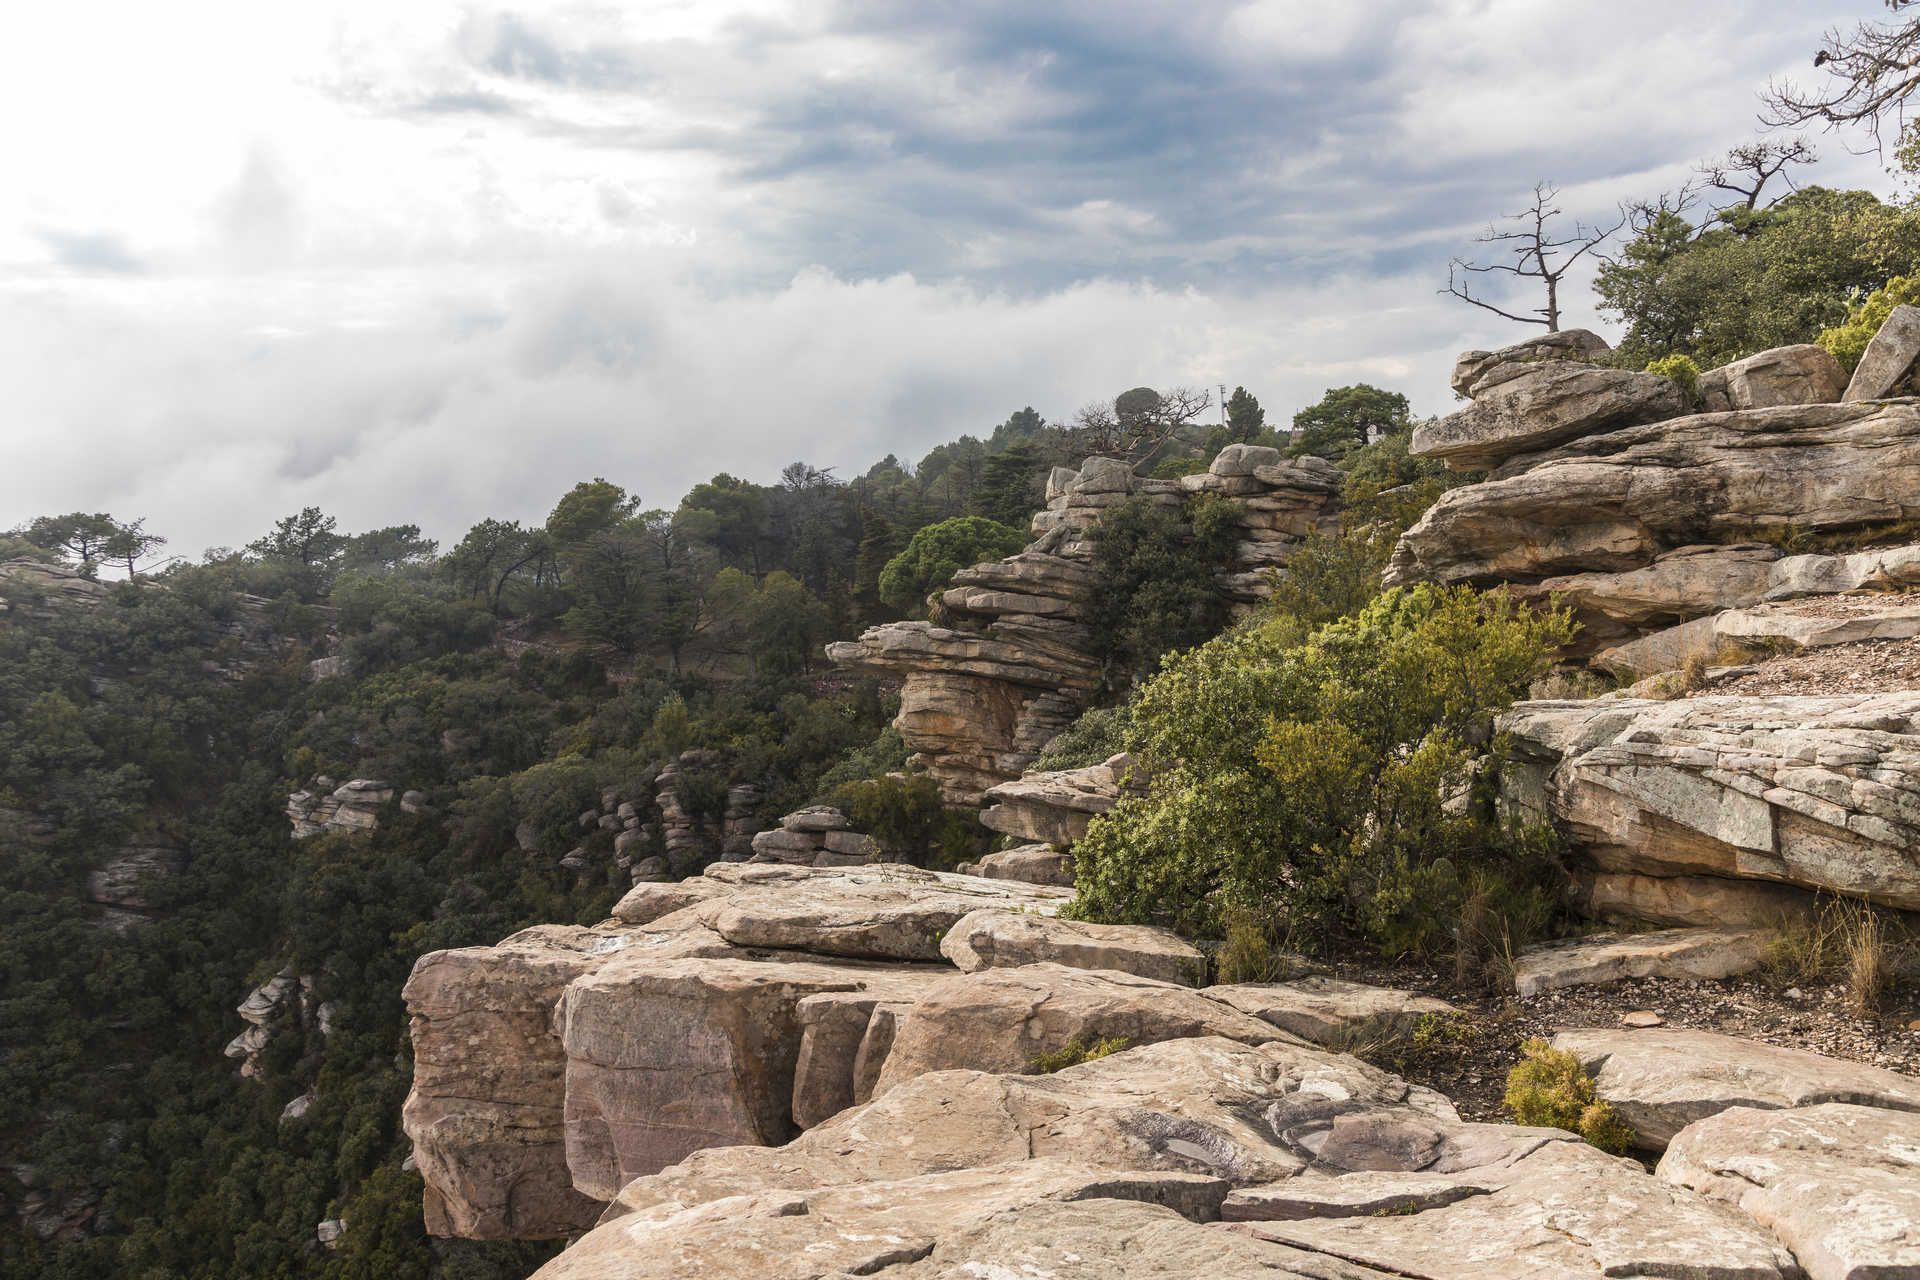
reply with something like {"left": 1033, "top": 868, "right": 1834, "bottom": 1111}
{"left": 1509, "top": 928, "right": 1767, "bottom": 997}
{"left": 958, "top": 842, "right": 1076, "bottom": 885}
{"left": 1595, "top": 593, "right": 1920, "bottom": 677}
{"left": 1500, "top": 694, "right": 1920, "bottom": 912}
{"left": 1553, "top": 1027, "right": 1920, "bottom": 1149}
{"left": 830, "top": 450, "right": 1341, "bottom": 803}
{"left": 1208, "top": 977, "right": 1459, "bottom": 1048}
{"left": 979, "top": 753, "right": 1139, "bottom": 845}
{"left": 1410, "top": 362, "right": 1687, "bottom": 472}
{"left": 1697, "top": 343, "right": 1847, "bottom": 412}
{"left": 1841, "top": 302, "right": 1920, "bottom": 401}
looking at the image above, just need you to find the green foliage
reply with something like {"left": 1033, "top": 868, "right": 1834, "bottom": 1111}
{"left": 877, "top": 516, "right": 1027, "bottom": 617}
{"left": 1028, "top": 1035, "right": 1129, "bottom": 1073}
{"left": 1290, "top": 385, "right": 1412, "bottom": 462}
{"left": 1818, "top": 273, "right": 1920, "bottom": 372}
{"left": 1084, "top": 493, "right": 1241, "bottom": 686}
{"left": 1596, "top": 187, "right": 1920, "bottom": 366}
{"left": 830, "top": 773, "right": 983, "bottom": 869}
{"left": 1644, "top": 353, "right": 1702, "bottom": 400}
{"left": 1223, "top": 386, "right": 1266, "bottom": 443}
{"left": 1029, "top": 704, "right": 1133, "bottom": 772}
{"left": 1504, "top": 1040, "right": 1636, "bottom": 1154}
{"left": 1069, "top": 586, "right": 1575, "bottom": 953}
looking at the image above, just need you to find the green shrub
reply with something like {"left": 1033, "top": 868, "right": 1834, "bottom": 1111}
{"left": 1085, "top": 492, "right": 1242, "bottom": 687}
{"left": 1030, "top": 1035, "right": 1130, "bottom": 1073}
{"left": 1645, "top": 353, "right": 1701, "bottom": 400}
{"left": 1504, "top": 1039, "right": 1636, "bottom": 1153}
{"left": 1068, "top": 585, "right": 1575, "bottom": 953}
{"left": 877, "top": 516, "right": 1027, "bottom": 616}
{"left": 1819, "top": 273, "right": 1920, "bottom": 372}
{"left": 831, "top": 773, "right": 983, "bottom": 869}
{"left": 1030, "top": 703, "right": 1133, "bottom": 772}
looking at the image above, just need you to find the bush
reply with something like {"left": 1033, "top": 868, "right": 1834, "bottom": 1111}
{"left": 1068, "top": 585, "right": 1575, "bottom": 953}
{"left": 1030, "top": 703, "right": 1133, "bottom": 772}
{"left": 1819, "top": 273, "right": 1920, "bottom": 372}
{"left": 1085, "top": 493, "right": 1242, "bottom": 687}
{"left": 877, "top": 517, "right": 1027, "bottom": 616}
{"left": 1504, "top": 1039, "right": 1636, "bottom": 1153}
{"left": 831, "top": 773, "right": 983, "bottom": 869}
{"left": 1644, "top": 353, "right": 1701, "bottom": 401}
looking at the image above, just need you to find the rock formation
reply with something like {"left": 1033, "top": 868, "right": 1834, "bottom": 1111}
{"left": 829, "top": 448, "right": 1342, "bottom": 804}
{"left": 286, "top": 777, "right": 393, "bottom": 839}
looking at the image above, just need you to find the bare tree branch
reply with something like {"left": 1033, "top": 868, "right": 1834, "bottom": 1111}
{"left": 1697, "top": 137, "right": 1817, "bottom": 211}
{"left": 1763, "top": 4, "right": 1920, "bottom": 150}
{"left": 1439, "top": 183, "right": 1624, "bottom": 331}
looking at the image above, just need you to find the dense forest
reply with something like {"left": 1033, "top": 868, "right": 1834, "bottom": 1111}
{"left": 4, "top": 151, "right": 1918, "bottom": 1279}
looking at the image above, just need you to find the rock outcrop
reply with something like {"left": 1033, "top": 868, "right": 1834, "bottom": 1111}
{"left": 0, "top": 557, "right": 112, "bottom": 618}
{"left": 1509, "top": 927, "right": 1768, "bottom": 997}
{"left": 978, "top": 752, "right": 1139, "bottom": 846}
{"left": 286, "top": 778, "right": 393, "bottom": 839}
{"left": 938, "top": 908, "right": 1207, "bottom": 986}
{"left": 1500, "top": 694, "right": 1920, "bottom": 912}
{"left": 829, "top": 449, "right": 1341, "bottom": 804}
{"left": 85, "top": 836, "right": 182, "bottom": 926}
{"left": 957, "top": 842, "right": 1075, "bottom": 885}
{"left": 745, "top": 805, "right": 882, "bottom": 866}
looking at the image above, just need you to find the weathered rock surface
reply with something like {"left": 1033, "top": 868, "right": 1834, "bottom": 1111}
{"left": 979, "top": 753, "right": 1138, "bottom": 846}
{"left": 1573, "top": 869, "right": 1815, "bottom": 929}
{"left": 1509, "top": 928, "right": 1766, "bottom": 997}
{"left": 286, "top": 778, "right": 393, "bottom": 839}
{"left": 1412, "top": 362, "right": 1688, "bottom": 472}
{"left": 1660, "top": 1103, "right": 1920, "bottom": 1280}
{"left": 1553, "top": 1027, "right": 1920, "bottom": 1149}
{"left": 1766, "top": 539, "right": 1920, "bottom": 600}
{"left": 745, "top": 805, "right": 882, "bottom": 866}
{"left": 1842, "top": 302, "right": 1920, "bottom": 401}
{"left": 557, "top": 953, "right": 938, "bottom": 1199}
{"left": 85, "top": 838, "right": 182, "bottom": 914}
{"left": 1500, "top": 694, "right": 1920, "bottom": 911}
{"left": 0, "top": 557, "right": 111, "bottom": 618}
{"left": 1516, "top": 543, "right": 1783, "bottom": 655}
{"left": 1208, "top": 977, "right": 1458, "bottom": 1048}
{"left": 939, "top": 908, "right": 1206, "bottom": 986}
{"left": 1237, "top": 1137, "right": 1799, "bottom": 1280}
{"left": 958, "top": 842, "right": 1075, "bottom": 885}
{"left": 1699, "top": 343, "right": 1847, "bottom": 412}
{"left": 873, "top": 964, "right": 1290, "bottom": 1092}
{"left": 830, "top": 452, "right": 1341, "bottom": 803}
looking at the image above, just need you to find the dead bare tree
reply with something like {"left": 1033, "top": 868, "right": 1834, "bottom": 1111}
{"left": 1697, "top": 138, "right": 1818, "bottom": 211}
{"left": 1441, "top": 183, "right": 1623, "bottom": 331}
{"left": 1763, "top": 3, "right": 1920, "bottom": 148}
{"left": 1071, "top": 386, "right": 1212, "bottom": 470}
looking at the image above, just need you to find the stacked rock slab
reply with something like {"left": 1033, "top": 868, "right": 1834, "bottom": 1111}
{"left": 746, "top": 805, "right": 882, "bottom": 866}
{"left": 1499, "top": 694, "right": 1920, "bottom": 915}
{"left": 828, "top": 449, "right": 1341, "bottom": 804}
{"left": 285, "top": 778, "right": 393, "bottom": 839}
{"left": 978, "top": 752, "right": 1140, "bottom": 846}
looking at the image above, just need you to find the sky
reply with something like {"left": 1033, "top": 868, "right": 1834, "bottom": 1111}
{"left": 0, "top": 0, "right": 1891, "bottom": 558}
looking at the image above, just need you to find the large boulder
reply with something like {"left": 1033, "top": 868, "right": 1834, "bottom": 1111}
{"left": 1553, "top": 1027, "right": 1920, "bottom": 1150}
{"left": 938, "top": 909, "right": 1206, "bottom": 986}
{"left": 1411, "top": 363, "right": 1687, "bottom": 472}
{"left": 979, "top": 754, "right": 1136, "bottom": 847}
{"left": 1698, "top": 343, "right": 1847, "bottom": 411}
{"left": 1842, "top": 302, "right": 1920, "bottom": 401}
{"left": 1449, "top": 328, "right": 1613, "bottom": 398}
{"left": 960, "top": 842, "right": 1076, "bottom": 886}
{"left": 1499, "top": 694, "right": 1920, "bottom": 912}
{"left": 872, "top": 964, "right": 1291, "bottom": 1092}
{"left": 1660, "top": 1103, "right": 1920, "bottom": 1280}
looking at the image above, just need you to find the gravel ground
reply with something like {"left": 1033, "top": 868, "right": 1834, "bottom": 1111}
{"left": 1700, "top": 634, "right": 1920, "bottom": 696}
{"left": 1318, "top": 959, "right": 1920, "bottom": 1123}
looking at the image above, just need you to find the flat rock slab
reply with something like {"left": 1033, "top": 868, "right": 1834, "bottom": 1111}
{"left": 683, "top": 863, "right": 1073, "bottom": 961}
{"left": 1209, "top": 977, "right": 1458, "bottom": 1049}
{"left": 1411, "top": 363, "right": 1685, "bottom": 471}
{"left": 1221, "top": 1171, "right": 1496, "bottom": 1221}
{"left": 872, "top": 964, "right": 1293, "bottom": 1092}
{"left": 939, "top": 907, "right": 1206, "bottom": 986}
{"left": 1511, "top": 927, "right": 1766, "bottom": 997}
{"left": 1554, "top": 1026, "right": 1920, "bottom": 1149}
{"left": 1237, "top": 1138, "right": 1798, "bottom": 1279}
{"left": 963, "top": 842, "right": 1076, "bottom": 886}
{"left": 1660, "top": 1103, "right": 1920, "bottom": 1280}
{"left": 1843, "top": 302, "right": 1920, "bottom": 401}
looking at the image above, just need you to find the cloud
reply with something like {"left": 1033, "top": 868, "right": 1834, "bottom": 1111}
{"left": 0, "top": 0, "right": 1895, "bottom": 558}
